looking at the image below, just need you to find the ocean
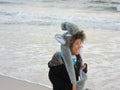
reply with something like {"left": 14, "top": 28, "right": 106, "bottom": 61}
{"left": 0, "top": 0, "right": 120, "bottom": 90}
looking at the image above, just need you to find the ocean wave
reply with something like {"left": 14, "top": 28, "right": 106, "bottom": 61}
{"left": 85, "top": 0, "right": 120, "bottom": 12}
{"left": 89, "top": 0, "right": 120, "bottom": 3}
{"left": 1, "top": 10, "right": 119, "bottom": 23}
{"left": 0, "top": 10, "right": 18, "bottom": 16}
{"left": 0, "top": 1, "right": 23, "bottom": 5}
{"left": 0, "top": 10, "right": 120, "bottom": 30}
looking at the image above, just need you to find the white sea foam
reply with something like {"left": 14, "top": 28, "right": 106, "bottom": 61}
{"left": 0, "top": 9, "right": 119, "bottom": 31}
{"left": 116, "top": 5, "right": 120, "bottom": 11}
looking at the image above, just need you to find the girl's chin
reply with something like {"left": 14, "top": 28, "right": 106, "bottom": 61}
{"left": 72, "top": 50, "right": 80, "bottom": 55}
{"left": 75, "top": 52, "right": 80, "bottom": 55}
{"left": 76, "top": 50, "right": 80, "bottom": 54}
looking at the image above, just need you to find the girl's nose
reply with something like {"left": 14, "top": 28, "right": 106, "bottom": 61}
{"left": 79, "top": 44, "right": 83, "bottom": 48}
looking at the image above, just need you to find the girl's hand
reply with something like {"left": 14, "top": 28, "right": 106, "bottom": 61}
{"left": 82, "top": 63, "right": 88, "bottom": 73}
{"left": 72, "top": 83, "right": 76, "bottom": 90}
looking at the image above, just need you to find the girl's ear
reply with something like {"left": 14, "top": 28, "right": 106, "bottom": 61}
{"left": 55, "top": 34, "right": 66, "bottom": 45}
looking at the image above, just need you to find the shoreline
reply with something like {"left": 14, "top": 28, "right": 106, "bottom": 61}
{"left": 0, "top": 75, "right": 51, "bottom": 90}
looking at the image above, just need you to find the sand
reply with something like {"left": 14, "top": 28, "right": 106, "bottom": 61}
{"left": 0, "top": 75, "right": 51, "bottom": 90}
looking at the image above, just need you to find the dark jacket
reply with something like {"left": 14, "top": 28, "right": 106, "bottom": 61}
{"left": 48, "top": 52, "right": 82, "bottom": 90}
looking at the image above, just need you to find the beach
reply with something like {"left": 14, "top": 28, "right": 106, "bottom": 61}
{"left": 0, "top": 0, "right": 120, "bottom": 90}
{"left": 0, "top": 75, "right": 51, "bottom": 90}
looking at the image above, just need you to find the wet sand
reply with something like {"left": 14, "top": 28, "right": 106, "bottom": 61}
{"left": 0, "top": 75, "right": 51, "bottom": 90}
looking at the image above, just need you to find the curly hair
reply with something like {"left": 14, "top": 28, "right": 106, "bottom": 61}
{"left": 69, "top": 30, "right": 86, "bottom": 48}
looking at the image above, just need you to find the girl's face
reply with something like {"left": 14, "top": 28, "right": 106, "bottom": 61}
{"left": 71, "top": 39, "right": 83, "bottom": 55}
